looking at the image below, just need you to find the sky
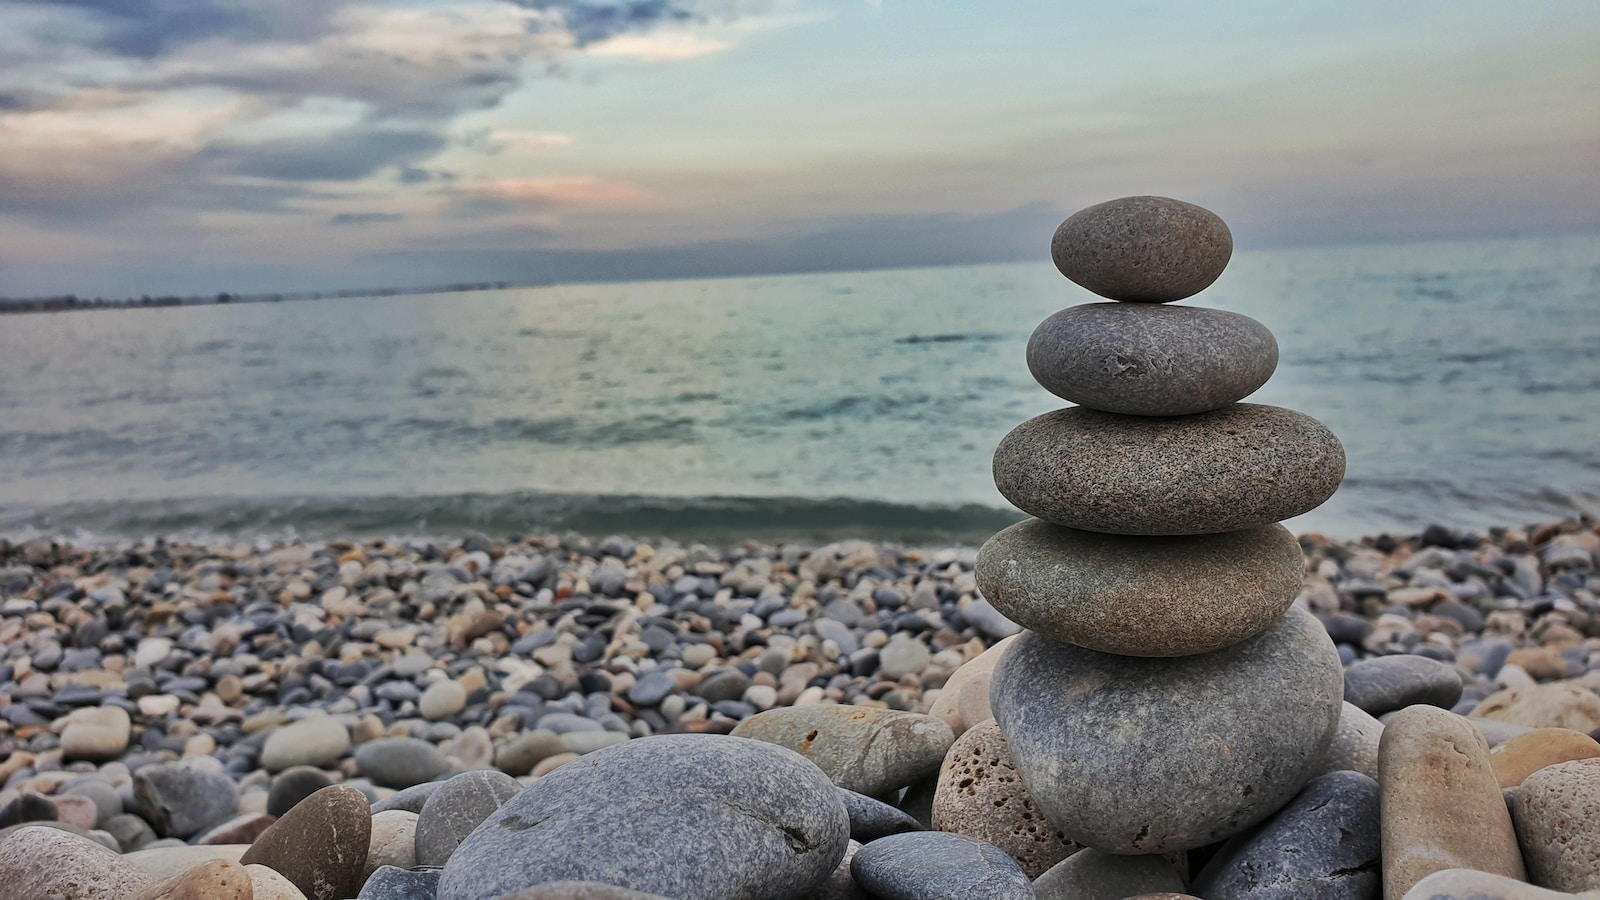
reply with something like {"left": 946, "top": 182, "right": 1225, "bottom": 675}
{"left": 0, "top": 0, "right": 1596, "bottom": 298}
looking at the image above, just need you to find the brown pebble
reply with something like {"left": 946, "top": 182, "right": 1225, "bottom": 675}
{"left": 239, "top": 785, "right": 370, "bottom": 900}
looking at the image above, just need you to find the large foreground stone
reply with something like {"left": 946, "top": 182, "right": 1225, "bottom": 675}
{"left": 992, "top": 403, "right": 1345, "bottom": 535}
{"left": 975, "top": 519, "right": 1302, "bottom": 656}
{"left": 1027, "top": 302, "right": 1276, "bottom": 415}
{"left": 931, "top": 719, "right": 1079, "bottom": 877}
{"left": 1379, "top": 705, "right": 1526, "bottom": 898}
{"left": 1311, "top": 701, "right": 1384, "bottom": 780}
{"left": 730, "top": 706, "right": 953, "bottom": 796}
{"left": 990, "top": 606, "right": 1342, "bottom": 853}
{"left": 849, "top": 832, "right": 1033, "bottom": 899}
{"left": 1401, "top": 869, "right": 1600, "bottom": 900}
{"left": 0, "top": 825, "right": 158, "bottom": 898}
{"left": 1050, "top": 196, "right": 1233, "bottom": 302}
{"left": 240, "top": 784, "right": 371, "bottom": 900}
{"left": 1515, "top": 758, "right": 1600, "bottom": 891}
{"left": 436, "top": 734, "right": 849, "bottom": 900}
{"left": 1191, "top": 769, "right": 1381, "bottom": 899}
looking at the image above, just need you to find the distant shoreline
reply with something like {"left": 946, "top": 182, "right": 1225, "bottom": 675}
{"left": 0, "top": 280, "right": 533, "bottom": 315}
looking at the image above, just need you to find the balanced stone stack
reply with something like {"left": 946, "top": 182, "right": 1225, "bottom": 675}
{"left": 981, "top": 196, "right": 1349, "bottom": 854}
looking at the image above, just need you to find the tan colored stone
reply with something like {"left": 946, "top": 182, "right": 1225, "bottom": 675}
{"left": 1516, "top": 757, "right": 1600, "bottom": 891}
{"left": 134, "top": 858, "right": 253, "bottom": 900}
{"left": 531, "top": 751, "right": 579, "bottom": 776}
{"left": 1472, "top": 683, "right": 1600, "bottom": 732}
{"left": 1403, "top": 867, "right": 1600, "bottom": 899}
{"left": 1510, "top": 648, "right": 1573, "bottom": 681}
{"left": 124, "top": 843, "right": 250, "bottom": 877}
{"left": 58, "top": 706, "right": 131, "bottom": 763}
{"left": 932, "top": 719, "right": 1080, "bottom": 878}
{"left": 249, "top": 863, "right": 311, "bottom": 899}
{"left": 363, "top": 809, "right": 418, "bottom": 879}
{"left": 928, "top": 636, "right": 1014, "bottom": 737}
{"left": 0, "top": 825, "right": 158, "bottom": 898}
{"left": 1492, "top": 728, "right": 1600, "bottom": 788}
{"left": 1380, "top": 705, "right": 1526, "bottom": 897}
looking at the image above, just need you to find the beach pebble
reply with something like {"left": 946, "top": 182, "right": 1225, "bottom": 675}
{"left": 1191, "top": 769, "right": 1381, "bottom": 899}
{"left": 992, "top": 403, "right": 1345, "bottom": 535}
{"left": 195, "top": 811, "right": 277, "bottom": 845}
{"left": 0, "top": 825, "right": 158, "bottom": 898}
{"left": 850, "top": 831, "right": 1033, "bottom": 899}
{"left": 60, "top": 776, "right": 122, "bottom": 827}
{"left": 731, "top": 706, "right": 954, "bottom": 796}
{"left": 990, "top": 606, "right": 1342, "bottom": 852}
{"left": 1033, "top": 848, "right": 1187, "bottom": 900}
{"left": 421, "top": 679, "right": 469, "bottom": 720}
{"left": 1050, "top": 195, "right": 1233, "bottom": 302}
{"left": 133, "top": 858, "right": 254, "bottom": 900}
{"left": 838, "top": 788, "right": 924, "bottom": 843}
{"left": 415, "top": 769, "right": 522, "bottom": 867}
{"left": 1343, "top": 654, "right": 1464, "bottom": 715}
{"left": 362, "top": 810, "right": 418, "bottom": 878}
{"left": 496, "top": 730, "right": 568, "bottom": 777}
{"left": 1027, "top": 302, "right": 1277, "bottom": 415}
{"left": 931, "top": 718, "right": 1079, "bottom": 877}
{"left": 248, "top": 863, "right": 312, "bottom": 899}
{"left": 133, "top": 760, "right": 239, "bottom": 839}
{"left": 1401, "top": 868, "right": 1597, "bottom": 900}
{"left": 878, "top": 634, "right": 930, "bottom": 678}
{"left": 1491, "top": 728, "right": 1600, "bottom": 788}
{"left": 1379, "top": 704, "right": 1526, "bottom": 898}
{"left": 1515, "top": 757, "right": 1600, "bottom": 891}
{"left": 928, "top": 635, "right": 1015, "bottom": 737}
{"left": 976, "top": 519, "right": 1302, "bottom": 656}
{"left": 240, "top": 784, "right": 372, "bottom": 900}
{"left": 358, "top": 865, "right": 442, "bottom": 900}
{"left": 260, "top": 718, "right": 351, "bottom": 772}
{"left": 1471, "top": 683, "right": 1600, "bottom": 732}
{"left": 1312, "top": 701, "right": 1384, "bottom": 780}
{"left": 800, "top": 839, "right": 869, "bottom": 900}
{"left": 267, "top": 766, "right": 336, "bottom": 817}
{"left": 0, "top": 792, "right": 57, "bottom": 827}
{"left": 58, "top": 706, "right": 132, "bottom": 763}
{"left": 436, "top": 734, "right": 849, "bottom": 900}
{"left": 494, "top": 882, "right": 671, "bottom": 899}
{"left": 370, "top": 781, "right": 443, "bottom": 814}
{"left": 355, "top": 737, "right": 451, "bottom": 788}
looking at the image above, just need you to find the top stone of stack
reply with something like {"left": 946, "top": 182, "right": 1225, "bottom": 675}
{"left": 1051, "top": 195, "right": 1232, "bottom": 302}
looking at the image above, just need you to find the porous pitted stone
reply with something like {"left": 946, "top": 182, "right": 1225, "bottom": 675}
{"left": 992, "top": 403, "right": 1345, "bottom": 535}
{"left": 975, "top": 519, "right": 1302, "bottom": 656}
{"left": 989, "top": 606, "right": 1342, "bottom": 853}
{"left": 1050, "top": 196, "right": 1233, "bottom": 302}
{"left": 931, "top": 719, "right": 1080, "bottom": 877}
{"left": 1515, "top": 757, "right": 1600, "bottom": 891}
{"left": 1027, "top": 302, "right": 1277, "bottom": 415}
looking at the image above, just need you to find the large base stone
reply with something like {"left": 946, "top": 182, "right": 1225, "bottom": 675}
{"left": 990, "top": 606, "right": 1343, "bottom": 853}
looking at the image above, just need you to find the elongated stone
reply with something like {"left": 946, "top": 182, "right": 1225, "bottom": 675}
{"left": 1027, "top": 303, "right": 1277, "bottom": 415}
{"left": 1379, "top": 705, "right": 1526, "bottom": 898}
{"left": 1051, "top": 196, "right": 1233, "bottom": 302}
{"left": 990, "top": 606, "right": 1342, "bottom": 853}
{"left": 992, "top": 403, "right": 1344, "bottom": 535}
{"left": 730, "top": 706, "right": 953, "bottom": 796}
{"left": 976, "top": 519, "right": 1302, "bottom": 656}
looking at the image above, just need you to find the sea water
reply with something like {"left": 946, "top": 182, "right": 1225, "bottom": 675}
{"left": 1, "top": 232, "right": 1596, "bottom": 545}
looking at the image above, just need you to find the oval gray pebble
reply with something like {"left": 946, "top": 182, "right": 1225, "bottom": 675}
{"left": 1343, "top": 655, "right": 1464, "bottom": 717}
{"left": 415, "top": 770, "right": 523, "bottom": 867}
{"left": 992, "top": 403, "right": 1345, "bottom": 535}
{"left": 1051, "top": 195, "right": 1233, "bottom": 302}
{"left": 991, "top": 606, "right": 1343, "bottom": 853}
{"left": 850, "top": 831, "right": 1033, "bottom": 900}
{"left": 1027, "top": 302, "right": 1277, "bottom": 415}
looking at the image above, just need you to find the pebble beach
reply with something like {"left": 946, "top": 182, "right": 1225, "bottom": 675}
{"left": 0, "top": 517, "right": 1598, "bottom": 898}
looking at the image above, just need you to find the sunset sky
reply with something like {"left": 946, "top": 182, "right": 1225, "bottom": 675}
{"left": 1, "top": 0, "right": 1596, "bottom": 297}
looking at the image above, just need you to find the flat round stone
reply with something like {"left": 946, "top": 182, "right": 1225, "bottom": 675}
{"left": 1051, "top": 196, "right": 1232, "bottom": 302}
{"left": 990, "top": 606, "right": 1343, "bottom": 854}
{"left": 992, "top": 403, "right": 1345, "bottom": 535}
{"left": 976, "top": 519, "right": 1303, "bottom": 656}
{"left": 1027, "top": 303, "right": 1277, "bottom": 416}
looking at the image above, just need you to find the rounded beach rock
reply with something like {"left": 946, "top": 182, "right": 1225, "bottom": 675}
{"left": 1026, "top": 302, "right": 1277, "bottom": 415}
{"left": 1190, "top": 769, "right": 1381, "bottom": 900}
{"left": 240, "top": 784, "right": 372, "bottom": 900}
{"left": 975, "top": 519, "right": 1302, "bottom": 656}
{"left": 928, "top": 635, "right": 1015, "bottom": 738}
{"left": 415, "top": 769, "right": 522, "bottom": 867}
{"left": 989, "top": 606, "right": 1343, "bottom": 853}
{"left": 1311, "top": 701, "right": 1384, "bottom": 780}
{"left": 59, "top": 706, "right": 132, "bottom": 763}
{"left": 1471, "top": 683, "right": 1600, "bottom": 732}
{"left": 0, "top": 825, "right": 159, "bottom": 898}
{"left": 1379, "top": 704, "right": 1526, "bottom": 898}
{"left": 354, "top": 737, "right": 451, "bottom": 789}
{"left": 931, "top": 718, "right": 1080, "bottom": 877}
{"left": 1343, "top": 654, "right": 1464, "bottom": 716}
{"left": 1492, "top": 728, "right": 1600, "bottom": 788}
{"left": 1050, "top": 196, "right": 1233, "bottom": 302}
{"left": 435, "top": 734, "right": 849, "bottom": 900}
{"left": 260, "top": 718, "right": 351, "bottom": 773}
{"left": 849, "top": 831, "right": 1033, "bottom": 900}
{"left": 1033, "top": 848, "right": 1187, "bottom": 900}
{"left": 729, "top": 706, "right": 954, "bottom": 797}
{"left": 1400, "top": 868, "right": 1599, "bottom": 900}
{"left": 992, "top": 403, "right": 1345, "bottom": 535}
{"left": 1515, "top": 757, "right": 1600, "bottom": 891}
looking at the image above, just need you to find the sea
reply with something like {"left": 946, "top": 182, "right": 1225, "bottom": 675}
{"left": 1, "top": 232, "right": 1597, "bottom": 547}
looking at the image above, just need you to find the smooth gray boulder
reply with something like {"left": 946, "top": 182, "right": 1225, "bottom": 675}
{"left": 976, "top": 518, "right": 1302, "bottom": 656}
{"left": 1050, "top": 195, "right": 1233, "bottom": 302}
{"left": 850, "top": 832, "right": 1032, "bottom": 899}
{"left": 1343, "top": 655, "right": 1464, "bottom": 716}
{"left": 1191, "top": 769, "right": 1381, "bottom": 899}
{"left": 436, "top": 734, "right": 849, "bottom": 900}
{"left": 1027, "top": 302, "right": 1276, "bottom": 415}
{"left": 415, "top": 770, "right": 522, "bottom": 867}
{"left": 992, "top": 403, "right": 1345, "bottom": 535}
{"left": 991, "top": 606, "right": 1343, "bottom": 853}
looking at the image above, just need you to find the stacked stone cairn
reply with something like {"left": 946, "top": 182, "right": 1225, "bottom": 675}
{"left": 981, "top": 196, "right": 1350, "bottom": 859}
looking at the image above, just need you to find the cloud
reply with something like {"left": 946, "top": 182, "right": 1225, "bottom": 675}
{"left": 584, "top": 31, "right": 732, "bottom": 61}
{"left": 466, "top": 128, "right": 577, "bottom": 154}
{"left": 508, "top": 0, "right": 700, "bottom": 45}
{"left": 201, "top": 128, "right": 448, "bottom": 181}
{"left": 27, "top": 0, "right": 338, "bottom": 58}
{"left": 459, "top": 175, "right": 660, "bottom": 210}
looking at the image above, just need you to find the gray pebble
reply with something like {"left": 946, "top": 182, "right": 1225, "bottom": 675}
{"left": 416, "top": 770, "right": 523, "bottom": 867}
{"left": 1343, "top": 654, "right": 1464, "bottom": 716}
{"left": 1050, "top": 195, "right": 1233, "bottom": 302}
{"left": 850, "top": 831, "right": 1033, "bottom": 900}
